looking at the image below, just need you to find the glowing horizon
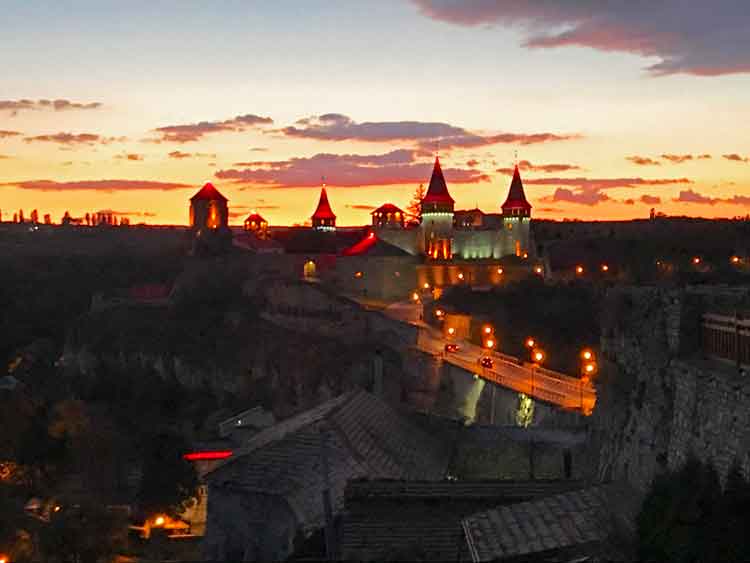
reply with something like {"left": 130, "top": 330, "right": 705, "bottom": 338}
{"left": 1, "top": 1, "right": 749, "bottom": 226}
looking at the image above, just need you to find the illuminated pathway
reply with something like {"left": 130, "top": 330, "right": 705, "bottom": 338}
{"left": 384, "top": 302, "right": 597, "bottom": 415}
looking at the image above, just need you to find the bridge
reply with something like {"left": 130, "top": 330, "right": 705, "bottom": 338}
{"left": 384, "top": 302, "right": 597, "bottom": 415}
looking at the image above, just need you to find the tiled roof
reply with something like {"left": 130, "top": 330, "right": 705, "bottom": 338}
{"left": 244, "top": 212, "right": 266, "bottom": 223}
{"left": 422, "top": 156, "right": 455, "bottom": 205}
{"left": 501, "top": 166, "right": 531, "bottom": 212}
{"left": 462, "top": 483, "right": 639, "bottom": 562}
{"left": 341, "top": 480, "right": 586, "bottom": 562}
{"left": 190, "top": 182, "right": 228, "bottom": 201}
{"left": 270, "top": 227, "right": 366, "bottom": 254}
{"left": 207, "top": 391, "right": 450, "bottom": 534}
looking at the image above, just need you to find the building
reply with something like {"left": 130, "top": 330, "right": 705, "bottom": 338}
{"left": 373, "top": 157, "right": 533, "bottom": 263}
{"left": 190, "top": 182, "right": 229, "bottom": 232}
{"left": 202, "top": 390, "right": 450, "bottom": 561}
{"left": 311, "top": 187, "right": 336, "bottom": 231}
{"left": 243, "top": 212, "right": 268, "bottom": 237}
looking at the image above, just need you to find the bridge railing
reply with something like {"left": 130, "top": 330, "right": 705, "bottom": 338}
{"left": 702, "top": 312, "right": 750, "bottom": 368}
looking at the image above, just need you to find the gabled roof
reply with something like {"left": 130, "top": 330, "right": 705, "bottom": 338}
{"left": 206, "top": 391, "right": 450, "bottom": 534}
{"left": 501, "top": 165, "right": 532, "bottom": 211}
{"left": 244, "top": 212, "right": 266, "bottom": 223}
{"left": 190, "top": 182, "right": 228, "bottom": 201}
{"left": 371, "top": 203, "right": 404, "bottom": 215}
{"left": 340, "top": 233, "right": 411, "bottom": 257}
{"left": 422, "top": 156, "right": 455, "bottom": 205}
{"left": 312, "top": 187, "right": 336, "bottom": 220}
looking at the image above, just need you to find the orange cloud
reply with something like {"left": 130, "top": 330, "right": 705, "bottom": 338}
{"left": 24, "top": 133, "right": 127, "bottom": 146}
{"left": 497, "top": 159, "right": 581, "bottom": 174}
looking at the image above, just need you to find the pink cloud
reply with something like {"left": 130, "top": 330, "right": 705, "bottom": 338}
{"left": 280, "top": 113, "right": 579, "bottom": 149}
{"left": 640, "top": 194, "right": 662, "bottom": 205}
{"left": 24, "top": 132, "right": 127, "bottom": 146}
{"left": 674, "top": 189, "right": 750, "bottom": 206}
{"left": 411, "top": 1, "right": 750, "bottom": 76}
{"left": 216, "top": 149, "right": 488, "bottom": 188}
{"left": 6, "top": 179, "right": 190, "bottom": 191}
{"left": 168, "top": 150, "right": 216, "bottom": 159}
{"left": 0, "top": 99, "right": 102, "bottom": 115}
{"left": 497, "top": 159, "right": 581, "bottom": 174}
{"left": 153, "top": 113, "right": 273, "bottom": 143}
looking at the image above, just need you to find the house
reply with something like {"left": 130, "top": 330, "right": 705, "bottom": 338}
{"left": 340, "top": 479, "right": 587, "bottom": 561}
{"left": 202, "top": 390, "right": 450, "bottom": 561}
{"left": 461, "top": 482, "right": 639, "bottom": 562}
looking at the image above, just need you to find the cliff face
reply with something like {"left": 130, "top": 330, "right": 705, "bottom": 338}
{"left": 593, "top": 286, "right": 750, "bottom": 492}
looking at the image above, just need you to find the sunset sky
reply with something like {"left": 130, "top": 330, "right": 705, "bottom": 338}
{"left": 2, "top": 0, "right": 749, "bottom": 226}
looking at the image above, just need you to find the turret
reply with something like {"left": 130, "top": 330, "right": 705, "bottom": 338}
{"left": 312, "top": 187, "right": 336, "bottom": 231}
{"left": 189, "top": 182, "right": 229, "bottom": 231}
{"left": 501, "top": 166, "right": 532, "bottom": 257}
{"left": 420, "top": 157, "right": 454, "bottom": 259}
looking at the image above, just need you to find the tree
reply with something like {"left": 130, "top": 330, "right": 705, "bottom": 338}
{"left": 406, "top": 183, "right": 426, "bottom": 222}
{"left": 30, "top": 209, "right": 38, "bottom": 224}
{"left": 137, "top": 432, "right": 199, "bottom": 518}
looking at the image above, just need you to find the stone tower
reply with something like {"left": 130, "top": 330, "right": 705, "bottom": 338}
{"left": 420, "top": 156, "right": 455, "bottom": 259}
{"left": 190, "top": 182, "right": 229, "bottom": 232}
{"left": 501, "top": 165, "right": 532, "bottom": 257}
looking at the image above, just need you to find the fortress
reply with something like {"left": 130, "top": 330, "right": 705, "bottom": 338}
{"left": 188, "top": 156, "right": 538, "bottom": 298}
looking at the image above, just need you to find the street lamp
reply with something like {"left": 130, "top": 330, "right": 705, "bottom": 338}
{"left": 457, "top": 272, "right": 465, "bottom": 281}
{"left": 525, "top": 337, "right": 536, "bottom": 349}
{"left": 601, "top": 264, "right": 609, "bottom": 272}
{"left": 497, "top": 267, "right": 504, "bottom": 275}
{"left": 435, "top": 309, "right": 444, "bottom": 318}
{"left": 412, "top": 292, "right": 419, "bottom": 302}
{"left": 692, "top": 256, "right": 701, "bottom": 265}
{"left": 533, "top": 349, "right": 545, "bottom": 364}
{"left": 423, "top": 282, "right": 430, "bottom": 289}
{"left": 484, "top": 325, "right": 493, "bottom": 335}
{"left": 581, "top": 348, "right": 594, "bottom": 362}
{"left": 447, "top": 327, "right": 455, "bottom": 336}
{"left": 731, "top": 256, "right": 741, "bottom": 265}
{"left": 575, "top": 265, "right": 584, "bottom": 275}
{"left": 485, "top": 338, "right": 495, "bottom": 349}
{"left": 534, "top": 265, "right": 543, "bottom": 275}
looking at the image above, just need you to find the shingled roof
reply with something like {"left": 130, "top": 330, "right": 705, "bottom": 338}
{"left": 207, "top": 391, "right": 450, "bottom": 535}
{"left": 422, "top": 156, "right": 455, "bottom": 205}
{"left": 462, "top": 483, "right": 639, "bottom": 562}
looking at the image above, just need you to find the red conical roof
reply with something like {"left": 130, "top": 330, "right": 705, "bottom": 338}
{"left": 312, "top": 187, "right": 336, "bottom": 220}
{"left": 422, "top": 156, "right": 455, "bottom": 205}
{"left": 191, "top": 182, "right": 227, "bottom": 201}
{"left": 501, "top": 165, "right": 531, "bottom": 211}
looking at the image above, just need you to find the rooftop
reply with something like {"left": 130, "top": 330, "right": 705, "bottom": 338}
{"left": 190, "top": 182, "right": 228, "bottom": 202}
{"left": 501, "top": 166, "right": 532, "bottom": 212}
{"left": 422, "top": 156, "right": 455, "bottom": 205}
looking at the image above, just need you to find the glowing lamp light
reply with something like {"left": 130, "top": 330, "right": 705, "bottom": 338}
{"left": 533, "top": 350, "right": 545, "bottom": 363}
{"left": 576, "top": 265, "right": 584, "bottom": 274}
{"left": 525, "top": 338, "right": 535, "bottom": 348}
{"left": 484, "top": 326, "right": 492, "bottom": 334}
{"left": 412, "top": 292, "right": 419, "bottom": 302}
{"left": 53, "top": 505, "right": 61, "bottom": 512}
{"left": 731, "top": 256, "right": 741, "bottom": 264}
{"left": 354, "top": 271, "right": 363, "bottom": 278}
{"left": 485, "top": 339, "right": 495, "bottom": 349}
{"left": 183, "top": 450, "right": 233, "bottom": 461}
{"left": 457, "top": 272, "right": 465, "bottom": 280}
{"left": 534, "top": 266, "right": 543, "bottom": 275}
{"left": 368, "top": 231, "right": 375, "bottom": 238}
{"left": 435, "top": 309, "right": 444, "bottom": 317}
{"left": 423, "top": 282, "right": 430, "bottom": 289}
{"left": 447, "top": 327, "right": 456, "bottom": 335}
{"left": 154, "top": 516, "right": 166, "bottom": 527}
{"left": 523, "top": 252, "right": 528, "bottom": 259}
{"left": 581, "top": 349, "right": 593, "bottom": 361}
{"left": 497, "top": 268, "right": 504, "bottom": 275}
{"left": 0, "top": 555, "right": 8, "bottom": 563}
{"left": 601, "top": 264, "right": 609, "bottom": 272}
{"left": 585, "top": 362, "right": 596, "bottom": 374}
{"left": 692, "top": 257, "right": 701, "bottom": 265}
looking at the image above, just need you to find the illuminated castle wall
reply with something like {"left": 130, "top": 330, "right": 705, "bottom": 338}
{"left": 374, "top": 158, "right": 533, "bottom": 261}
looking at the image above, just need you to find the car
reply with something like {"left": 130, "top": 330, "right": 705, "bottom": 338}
{"left": 479, "top": 356, "right": 494, "bottom": 369}
{"left": 444, "top": 343, "right": 459, "bottom": 353}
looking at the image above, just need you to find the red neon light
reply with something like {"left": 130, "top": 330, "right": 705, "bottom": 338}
{"left": 183, "top": 450, "right": 233, "bottom": 461}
